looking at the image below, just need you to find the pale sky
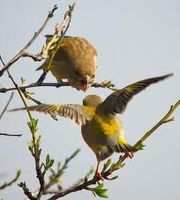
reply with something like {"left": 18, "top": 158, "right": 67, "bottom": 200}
{"left": 0, "top": 0, "right": 179, "bottom": 200}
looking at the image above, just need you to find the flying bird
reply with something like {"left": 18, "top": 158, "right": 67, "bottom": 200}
{"left": 13, "top": 74, "right": 172, "bottom": 178}
{"left": 37, "top": 36, "right": 98, "bottom": 91}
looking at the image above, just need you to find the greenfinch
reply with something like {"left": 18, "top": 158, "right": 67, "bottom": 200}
{"left": 14, "top": 74, "right": 172, "bottom": 177}
{"left": 37, "top": 36, "right": 98, "bottom": 91}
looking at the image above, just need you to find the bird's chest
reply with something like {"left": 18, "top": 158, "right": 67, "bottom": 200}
{"left": 93, "top": 114, "right": 120, "bottom": 135}
{"left": 83, "top": 114, "right": 121, "bottom": 136}
{"left": 81, "top": 114, "right": 123, "bottom": 153}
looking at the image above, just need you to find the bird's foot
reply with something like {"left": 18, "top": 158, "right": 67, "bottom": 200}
{"left": 125, "top": 151, "right": 134, "bottom": 159}
{"left": 95, "top": 171, "right": 104, "bottom": 181}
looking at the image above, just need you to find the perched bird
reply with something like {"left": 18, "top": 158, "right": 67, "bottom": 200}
{"left": 13, "top": 74, "right": 172, "bottom": 178}
{"left": 37, "top": 36, "right": 98, "bottom": 91}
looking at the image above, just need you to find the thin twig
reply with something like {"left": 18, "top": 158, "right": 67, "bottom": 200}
{"left": 0, "top": 82, "right": 69, "bottom": 93}
{"left": 0, "top": 133, "right": 22, "bottom": 137}
{"left": 18, "top": 182, "right": 36, "bottom": 200}
{"left": 0, "top": 170, "right": 21, "bottom": 190}
{"left": 104, "top": 99, "right": 180, "bottom": 175}
{"left": 0, "top": 92, "right": 14, "bottom": 119}
{"left": 0, "top": 81, "right": 115, "bottom": 93}
{"left": 0, "top": 55, "right": 32, "bottom": 120}
{"left": 37, "top": 3, "right": 75, "bottom": 83}
{"left": 0, "top": 5, "right": 58, "bottom": 77}
{"left": 45, "top": 100, "right": 179, "bottom": 200}
{"left": 135, "top": 101, "right": 179, "bottom": 147}
{"left": 45, "top": 149, "right": 80, "bottom": 191}
{"left": 7, "top": 69, "right": 44, "bottom": 200}
{"left": 0, "top": 56, "right": 44, "bottom": 199}
{"left": 0, "top": 4, "right": 76, "bottom": 199}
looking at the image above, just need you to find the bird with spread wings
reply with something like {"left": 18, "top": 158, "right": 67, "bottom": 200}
{"left": 13, "top": 74, "right": 172, "bottom": 178}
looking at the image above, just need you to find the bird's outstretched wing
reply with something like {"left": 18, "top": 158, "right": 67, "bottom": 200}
{"left": 12, "top": 104, "right": 95, "bottom": 126}
{"left": 100, "top": 74, "right": 173, "bottom": 114}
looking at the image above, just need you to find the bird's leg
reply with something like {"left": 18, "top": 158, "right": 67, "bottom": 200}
{"left": 37, "top": 71, "right": 48, "bottom": 83}
{"left": 94, "top": 161, "right": 104, "bottom": 180}
{"left": 125, "top": 151, "right": 134, "bottom": 159}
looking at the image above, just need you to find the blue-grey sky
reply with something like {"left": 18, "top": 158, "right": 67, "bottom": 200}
{"left": 0, "top": 0, "right": 179, "bottom": 199}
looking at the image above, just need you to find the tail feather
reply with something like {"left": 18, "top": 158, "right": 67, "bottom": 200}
{"left": 97, "top": 143, "right": 136, "bottom": 162}
{"left": 114, "top": 143, "right": 136, "bottom": 153}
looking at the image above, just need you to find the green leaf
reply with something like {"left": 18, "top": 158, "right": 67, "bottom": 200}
{"left": 45, "top": 154, "right": 54, "bottom": 169}
{"left": 47, "top": 159, "right": 54, "bottom": 169}
{"left": 20, "top": 77, "right": 26, "bottom": 85}
{"left": 28, "top": 142, "right": 34, "bottom": 154}
{"left": 93, "top": 183, "right": 108, "bottom": 198}
{"left": 27, "top": 118, "right": 38, "bottom": 133}
{"left": 111, "top": 161, "right": 125, "bottom": 171}
{"left": 46, "top": 154, "right": 50, "bottom": 165}
{"left": 37, "top": 135, "right": 41, "bottom": 145}
{"left": 107, "top": 175, "right": 118, "bottom": 180}
{"left": 38, "top": 148, "right": 42, "bottom": 157}
{"left": 102, "top": 159, "right": 111, "bottom": 172}
{"left": 16, "top": 170, "right": 21, "bottom": 177}
{"left": 135, "top": 142, "right": 145, "bottom": 151}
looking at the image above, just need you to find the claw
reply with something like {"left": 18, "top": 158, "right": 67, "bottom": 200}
{"left": 94, "top": 161, "right": 104, "bottom": 180}
{"left": 125, "top": 151, "right": 134, "bottom": 159}
{"left": 95, "top": 171, "right": 104, "bottom": 181}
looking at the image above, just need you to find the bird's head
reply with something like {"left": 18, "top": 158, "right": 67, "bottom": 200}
{"left": 83, "top": 94, "right": 102, "bottom": 107}
{"left": 79, "top": 74, "right": 95, "bottom": 91}
{"left": 70, "top": 62, "right": 96, "bottom": 91}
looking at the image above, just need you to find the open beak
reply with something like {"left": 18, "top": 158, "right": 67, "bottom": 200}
{"left": 81, "top": 82, "right": 89, "bottom": 92}
{"left": 81, "top": 75, "right": 91, "bottom": 92}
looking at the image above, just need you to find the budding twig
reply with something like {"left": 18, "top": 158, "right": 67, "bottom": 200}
{"left": 44, "top": 100, "right": 179, "bottom": 199}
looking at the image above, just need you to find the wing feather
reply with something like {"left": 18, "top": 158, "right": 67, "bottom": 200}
{"left": 101, "top": 74, "right": 173, "bottom": 114}
{"left": 12, "top": 104, "right": 94, "bottom": 126}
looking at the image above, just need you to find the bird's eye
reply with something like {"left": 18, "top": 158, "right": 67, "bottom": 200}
{"left": 80, "top": 80, "right": 87, "bottom": 84}
{"left": 92, "top": 74, "right": 95, "bottom": 78}
{"left": 75, "top": 71, "right": 81, "bottom": 76}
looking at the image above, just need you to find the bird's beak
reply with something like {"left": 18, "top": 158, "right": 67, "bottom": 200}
{"left": 81, "top": 75, "right": 90, "bottom": 92}
{"left": 81, "top": 82, "right": 89, "bottom": 92}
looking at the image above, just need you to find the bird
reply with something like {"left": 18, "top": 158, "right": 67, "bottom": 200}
{"left": 37, "top": 36, "right": 98, "bottom": 91}
{"left": 13, "top": 74, "right": 172, "bottom": 178}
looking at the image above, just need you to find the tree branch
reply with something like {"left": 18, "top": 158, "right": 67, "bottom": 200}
{"left": 0, "top": 133, "right": 22, "bottom": 137}
{"left": 0, "top": 170, "right": 21, "bottom": 190}
{"left": 0, "top": 81, "right": 116, "bottom": 93}
{"left": 45, "top": 100, "right": 179, "bottom": 200}
{"left": 1, "top": 4, "right": 76, "bottom": 200}
{"left": 104, "top": 99, "right": 180, "bottom": 175}
{"left": 0, "top": 5, "right": 58, "bottom": 77}
{"left": 0, "top": 92, "right": 14, "bottom": 119}
{"left": 0, "top": 56, "right": 44, "bottom": 199}
{"left": 44, "top": 149, "right": 80, "bottom": 191}
{"left": 37, "top": 3, "right": 75, "bottom": 83}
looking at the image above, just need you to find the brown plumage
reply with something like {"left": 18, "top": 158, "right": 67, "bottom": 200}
{"left": 37, "top": 36, "right": 98, "bottom": 91}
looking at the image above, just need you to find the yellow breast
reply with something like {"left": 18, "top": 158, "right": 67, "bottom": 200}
{"left": 93, "top": 113, "right": 121, "bottom": 137}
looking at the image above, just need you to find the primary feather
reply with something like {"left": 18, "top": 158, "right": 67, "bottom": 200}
{"left": 101, "top": 73, "right": 173, "bottom": 114}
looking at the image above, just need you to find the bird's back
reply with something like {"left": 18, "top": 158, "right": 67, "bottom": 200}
{"left": 40, "top": 36, "right": 98, "bottom": 84}
{"left": 54, "top": 36, "right": 97, "bottom": 63}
